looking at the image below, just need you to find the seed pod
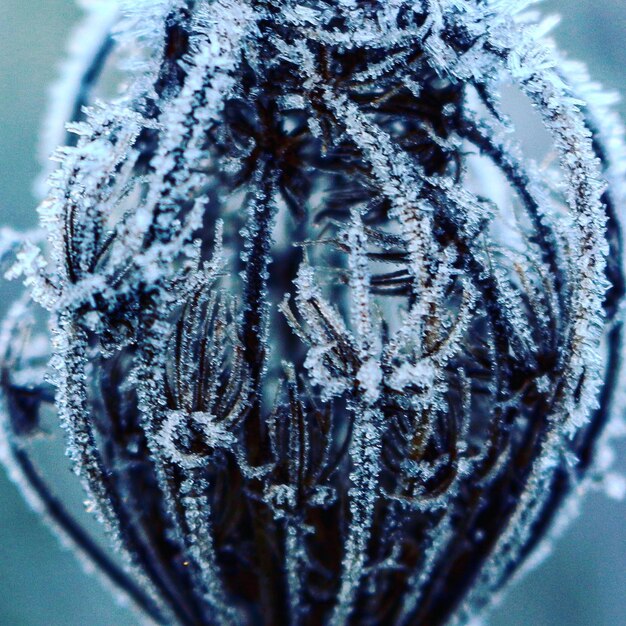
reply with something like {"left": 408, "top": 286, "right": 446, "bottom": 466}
{"left": 2, "top": 2, "right": 625, "bottom": 625}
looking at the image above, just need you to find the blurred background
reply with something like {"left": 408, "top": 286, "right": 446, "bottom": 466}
{"left": 0, "top": 1, "right": 624, "bottom": 624}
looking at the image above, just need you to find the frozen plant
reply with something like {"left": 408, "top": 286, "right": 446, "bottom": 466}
{"left": 1, "top": 0, "right": 625, "bottom": 624}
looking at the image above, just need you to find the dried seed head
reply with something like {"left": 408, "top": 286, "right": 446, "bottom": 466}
{"left": 2, "top": 2, "right": 625, "bottom": 625}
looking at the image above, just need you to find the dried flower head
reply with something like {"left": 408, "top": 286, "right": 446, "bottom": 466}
{"left": 1, "top": 1, "right": 625, "bottom": 625}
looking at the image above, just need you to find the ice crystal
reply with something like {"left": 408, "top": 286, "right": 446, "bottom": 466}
{"left": 1, "top": 1, "right": 625, "bottom": 625}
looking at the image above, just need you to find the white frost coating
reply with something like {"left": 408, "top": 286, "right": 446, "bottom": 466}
{"left": 36, "top": 0, "right": 119, "bottom": 197}
{"left": 356, "top": 358, "right": 383, "bottom": 405}
{"left": 330, "top": 406, "right": 384, "bottom": 626}
{"left": 292, "top": 261, "right": 358, "bottom": 401}
{"left": 143, "top": 0, "right": 255, "bottom": 240}
{"left": 444, "top": 5, "right": 612, "bottom": 622}
{"left": 113, "top": 0, "right": 182, "bottom": 91}
{"left": 156, "top": 410, "right": 236, "bottom": 469}
{"left": 133, "top": 214, "right": 243, "bottom": 624}
{"left": 559, "top": 54, "right": 626, "bottom": 473}
{"left": 329, "top": 215, "right": 385, "bottom": 626}
{"left": 0, "top": 299, "right": 164, "bottom": 622}
{"left": 0, "top": 300, "right": 48, "bottom": 516}
{"left": 179, "top": 474, "right": 242, "bottom": 626}
{"left": 302, "top": 344, "right": 351, "bottom": 400}
{"left": 3, "top": 0, "right": 625, "bottom": 624}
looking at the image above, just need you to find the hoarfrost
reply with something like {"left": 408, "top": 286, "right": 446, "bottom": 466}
{"left": 1, "top": 1, "right": 625, "bottom": 625}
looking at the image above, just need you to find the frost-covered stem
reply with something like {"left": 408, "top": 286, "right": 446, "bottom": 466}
{"left": 284, "top": 518, "right": 307, "bottom": 624}
{"left": 8, "top": 446, "right": 165, "bottom": 624}
{"left": 240, "top": 163, "right": 277, "bottom": 423}
{"left": 492, "top": 26, "right": 608, "bottom": 435}
{"left": 330, "top": 405, "right": 383, "bottom": 626}
{"left": 52, "top": 314, "right": 174, "bottom": 620}
{"left": 134, "top": 303, "right": 232, "bottom": 626}
{"left": 180, "top": 473, "right": 241, "bottom": 626}
{"left": 144, "top": 0, "right": 253, "bottom": 244}
{"left": 397, "top": 512, "right": 455, "bottom": 625}
{"left": 0, "top": 303, "right": 165, "bottom": 624}
{"left": 458, "top": 112, "right": 565, "bottom": 317}
{"left": 562, "top": 60, "right": 626, "bottom": 477}
{"left": 238, "top": 163, "right": 284, "bottom": 622}
{"left": 444, "top": 43, "right": 609, "bottom": 624}
{"left": 330, "top": 215, "right": 384, "bottom": 626}
{"left": 37, "top": 0, "right": 117, "bottom": 192}
{"left": 278, "top": 368, "right": 310, "bottom": 625}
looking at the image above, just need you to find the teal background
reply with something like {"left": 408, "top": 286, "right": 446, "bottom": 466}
{"left": 0, "top": 1, "right": 624, "bottom": 624}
